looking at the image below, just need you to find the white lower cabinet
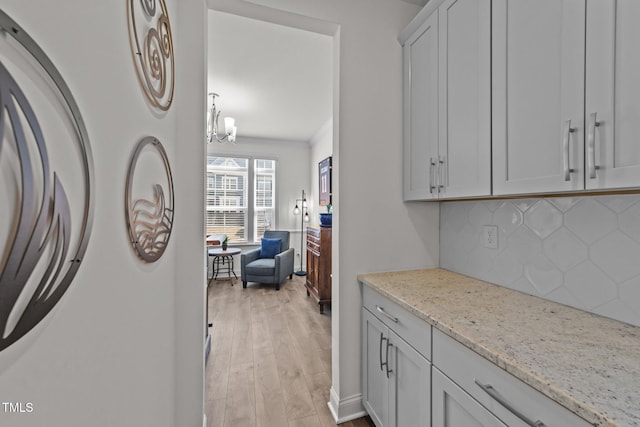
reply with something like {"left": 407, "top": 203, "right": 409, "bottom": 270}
{"left": 362, "top": 287, "right": 431, "bottom": 427}
{"left": 432, "top": 368, "right": 506, "bottom": 427}
{"left": 361, "top": 287, "right": 592, "bottom": 427}
{"left": 362, "top": 309, "right": 390, "bottom": 427}
{"left": 432, "top": 329, "right": 591, "bottom": 427}
{"left": 389, "top": 329, "right": 430, "bottom": 427}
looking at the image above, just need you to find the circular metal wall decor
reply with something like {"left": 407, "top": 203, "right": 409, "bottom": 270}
{"left": 125, "top": 136, "right": 174, "bottom": 263}
{"left": 127, "top": 0, "right": 175, "bottom": 111}
{"left": 0, "top": 11, "right": 94, "bottom": 351}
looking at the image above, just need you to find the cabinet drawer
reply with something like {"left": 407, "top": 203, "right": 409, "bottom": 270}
{"left": 432, "top": 329, "right": 591, "bottom": 427}
{"left": 363, "top": 285, "right": 431, "bottom": 360}
{"left": 307, "top": 227, "right": 320, "bottom": 239}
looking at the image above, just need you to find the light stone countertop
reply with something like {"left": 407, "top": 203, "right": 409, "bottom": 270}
{"left": 357, "top": 268, "right": 640, "bottom": 427}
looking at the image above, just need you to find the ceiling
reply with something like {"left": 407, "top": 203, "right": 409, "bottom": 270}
{"left": 207, "top": 10, "right": 333, "bottom": 143}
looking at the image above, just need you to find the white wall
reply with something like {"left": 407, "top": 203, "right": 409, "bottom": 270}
{"left": 208, "top": 136, "right": 311, "bottom": 269}
{"left": 209, "top": 0, "right": 440, "bottom": 422}
{"left": 0, "top": 0, "right": 206, "bottom": 426}
{"left": 174, "top": 0, "right": 207, "bottom": 425}
{"left": 441, "top": 195, "right": 640, "bottom": 328}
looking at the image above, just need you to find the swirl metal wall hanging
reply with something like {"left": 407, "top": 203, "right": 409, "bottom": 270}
{"left": 125, "top": 137, "right": 174, "bottom": 263}
{"left": 127, "top": 0, "right": 175, "bottom": 111}
{"left": 0, "top": 11, "right": 94, "bottom": 351}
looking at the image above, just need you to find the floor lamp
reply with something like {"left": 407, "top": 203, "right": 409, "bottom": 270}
{"left": 293, "top": 189, "right": 310, "bottom": 276}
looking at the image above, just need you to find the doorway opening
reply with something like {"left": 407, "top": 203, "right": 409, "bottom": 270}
{"left": 204, "top": 2, "right": 340, "bottom": 426}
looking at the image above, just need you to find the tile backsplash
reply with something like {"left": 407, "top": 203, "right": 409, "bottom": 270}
{"left": 440, "top": 195, "right": 640, "bottom": 327}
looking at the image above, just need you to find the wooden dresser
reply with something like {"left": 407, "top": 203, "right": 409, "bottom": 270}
{"left": 306, "top": 226, "right": 332, "bottom": 313}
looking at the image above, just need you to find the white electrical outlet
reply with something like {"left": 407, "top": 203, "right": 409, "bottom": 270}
{"left": 483, "top": 225, "right": 498, "bottom": 249}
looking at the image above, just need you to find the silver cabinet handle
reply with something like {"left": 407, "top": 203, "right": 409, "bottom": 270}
{"left": 438, "top": 156, "right": 445, "bottom": 193}
{"left": 380, "top": 334, "right": 391, "bottom": 375}
{"left": 587, "top": 112, "right": 601, "bottom": 179}
{"left": 379, "top": 333, "right": 385, "bottom": 372}
{"left": 376, "top": 305, "right": 398, "bottom": 323}
{"left": 563, "top": 120, "right": 575, "bottom": 182}
{"left": 385, "top": 340, "right": 393, "bottom": 378}
{"left": 474, "top": 379, "right": 546, "bottom": 427}
{"left": 429, "top": 157, "right": 436, "bottom": 194}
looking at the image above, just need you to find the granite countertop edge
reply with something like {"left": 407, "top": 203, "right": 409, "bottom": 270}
{"left": 357, "top": 268, "right": 639, "bottom": 427}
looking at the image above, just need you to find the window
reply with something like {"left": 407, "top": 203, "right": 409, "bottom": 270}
{"left": 206, "top": 156, "right": 276, "bottom": 244}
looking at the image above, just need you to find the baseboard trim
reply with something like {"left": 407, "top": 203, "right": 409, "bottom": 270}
{"left": 328, "top": 386, "right": 366, "bottom": 423}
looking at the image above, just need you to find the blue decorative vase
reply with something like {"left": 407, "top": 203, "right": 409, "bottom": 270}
{"left": 319, "top": 213, "right": 332, "bottom": 227}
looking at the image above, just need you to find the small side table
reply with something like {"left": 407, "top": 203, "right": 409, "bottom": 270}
{"left": 208, "top": 247, "right": 241, "bottom": 285}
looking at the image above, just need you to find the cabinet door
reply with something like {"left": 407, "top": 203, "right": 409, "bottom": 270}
{"left": 438, "top": 0, "right": 491, "bottom": 198}
{"left": 432, "top": 368, "right": 507, "bottom": 427}
{"left": 306, "top": 249, "right": 319, "bottom": 295}
{"left": 388, "top": 330, "right": 430, "bottom": 427}
{"left": 403, "top": 11, "right": 439, "bottom": 200}
{"left": 362, "top": 309, "right": 389, "bottom": 427}
{"left": 492, "top": 0, "right": 586, "bottom": 195}
{"left": 586, "top": 0, "right": 640, "bottom": 189}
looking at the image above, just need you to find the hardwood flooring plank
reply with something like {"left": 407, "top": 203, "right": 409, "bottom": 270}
{"left": 206, "top": 398, "right": 225, "bottom": 427}
{"left": 273, "top": 337, "right": 316, "bottom": 421}
{"left": 224, "top": 362, "right": 256, "bottom": 427}
{"left": 251, "top": 296, "right": 272, "bottom": 357}
{"left": 304, "top": 371, "right": 336, "bottom": 427}
{"left": 229, "top": 299, "right": 253, "bottom": 367}
{"left": 293, "top": 336, "right": 326, "bottom": 378}
{"left": 206, "top": 349, "right": 230, "bottom": 401}
{"left": 254, "top": 351, "right": 288, "bottom": 427}
{"left": 288, "top": 414, "right": 322, "bottom": 427}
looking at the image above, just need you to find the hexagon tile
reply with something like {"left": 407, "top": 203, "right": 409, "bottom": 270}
{"left": 439, "top": 194, "right": 640, "bottom": 327}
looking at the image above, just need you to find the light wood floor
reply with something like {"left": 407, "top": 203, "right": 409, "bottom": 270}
{"left": 206, "top": 275, "right": 373, "bottom": 427}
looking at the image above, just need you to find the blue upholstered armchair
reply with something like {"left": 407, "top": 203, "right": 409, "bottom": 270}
{"left": 241, "top": 231, "right": 295, "bottom": 290}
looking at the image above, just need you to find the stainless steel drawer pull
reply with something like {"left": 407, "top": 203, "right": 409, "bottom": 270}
{"left": 379, "top": 333, "right": 385, "bottom": 372}
{"left": 385, "top": 340, "right": 393, "bottom": 378}
{"left": 438, "top": 156, "right": 445, "bottom": 192}
{"left": 474, "top": 379, "right": 546, "bottom": 427}
{"left": 375, "top": 305, "right": 398, "bottom": 323}
{"left": 563, "top": 119, "right": 575, "bottom": 182}
{"left": 587, "top": 112, "right": 601, "bottom": 179}
{"left": 429, "top": 157, "right": 436, "bottom": 194}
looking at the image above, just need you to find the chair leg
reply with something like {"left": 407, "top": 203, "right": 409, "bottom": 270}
{"left": 289, "top": 274, "right": 293, "bottom": 279}
{"left": 242, "top": 281, "right": 247, "bottom": 288}
{"left": 275, "top": 283, "right": 280, "bottom": 291}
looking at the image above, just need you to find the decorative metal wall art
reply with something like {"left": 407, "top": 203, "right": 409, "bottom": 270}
{"left": 127, "top": 0, "right": 175, "bottom": 111}
{"left": 0, "top": 10, "right": 94, "bottom": 351}
{"left": 125, "top": 137, "right": 174, "bottom": 263}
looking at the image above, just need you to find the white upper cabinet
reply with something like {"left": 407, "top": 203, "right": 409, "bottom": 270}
{"left": 403, "top": 11, "right": 439, "bottom": 200}
{"left": 493, "top": 0, "right": 640, "bottom": 195}
{"left": 492, "top": 0, "right": 586, "bottom": 195}
{"left": 585, "top": 0, "right": 640, "bottom": 189}
{"left": 402, "top": 0, "right": 491, "bottom": 200}
{"left": 405, "top": 0, "right": 640, "bottom": 198}
{"left": 437, "top": 0, "right": 491, "bottom": 199}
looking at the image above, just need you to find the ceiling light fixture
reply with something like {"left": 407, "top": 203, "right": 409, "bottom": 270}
{"left": 207, "top": 92, "right": 237, "bottom": 144}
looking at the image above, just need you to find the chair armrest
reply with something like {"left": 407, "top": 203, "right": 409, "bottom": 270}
{"left": 241, "top": 248, "right": 261, "bottom": 279}
{"left": 274, "top": 248, "right": 295, "bottom": 281}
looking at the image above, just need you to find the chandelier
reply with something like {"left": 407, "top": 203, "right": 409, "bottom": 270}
{"left": 207, "top": 92, "right": 237, "bottom": 143}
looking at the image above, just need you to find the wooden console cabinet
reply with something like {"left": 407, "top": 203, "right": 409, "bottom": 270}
{"left": 306, "top": 226, "right": 332, "bottom": 313}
